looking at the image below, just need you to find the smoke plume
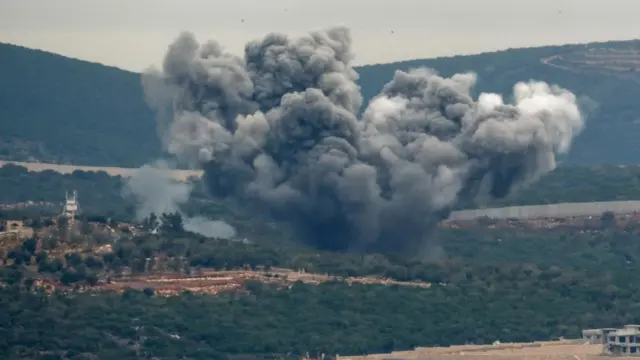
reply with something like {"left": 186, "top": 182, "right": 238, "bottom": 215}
{"left": 123, "top": 160, "right": 236, "bottom": 239}
{"left": 142, "top": 26, "right": 584, "bottom": 254}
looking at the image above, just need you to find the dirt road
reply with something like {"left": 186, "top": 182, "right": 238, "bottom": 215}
{"left": 346, "top": 340, "right": 627, "bottom": 360}
{"left": 98, "top": 268, "right": 432, "bottom": 296}
{"left": 0, "top": 160, "right": 203, "bottom": 181}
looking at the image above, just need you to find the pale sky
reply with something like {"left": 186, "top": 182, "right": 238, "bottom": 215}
{"left": 1, "top": 0, "right": 639, "bottom": 73}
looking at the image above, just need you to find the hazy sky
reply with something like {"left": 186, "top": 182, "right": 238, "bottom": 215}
{"left": 1, "top": 0, "right": 639, "bottom": 73}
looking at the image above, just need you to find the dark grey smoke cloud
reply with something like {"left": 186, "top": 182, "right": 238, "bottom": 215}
{"left": 142, "top": 26, "right": 584, "bottom": 254}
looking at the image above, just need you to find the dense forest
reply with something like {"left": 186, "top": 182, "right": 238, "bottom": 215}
{"left": 2, "top": 39, "right": 640, "bottom": 167}
{"left": 3, "top": 215, "right": 640, "bottom": 359}
{"left": 2, "top": 162, "right": 640, "bottom": 358}
{"left": 2, "top": 276, "right": 638, "bottom": 360}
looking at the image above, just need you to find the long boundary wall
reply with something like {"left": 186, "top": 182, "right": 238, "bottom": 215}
{"left": 448, "top": 201, "right": 640, "bottom": 221}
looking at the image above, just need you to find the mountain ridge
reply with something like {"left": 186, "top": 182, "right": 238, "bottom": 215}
{"left": 3, "top": 38, "right": 640, "bottom": 167}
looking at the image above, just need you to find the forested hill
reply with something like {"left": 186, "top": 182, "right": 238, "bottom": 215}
{"left": 2, "top": 39, "right": 640, "bottom": 167}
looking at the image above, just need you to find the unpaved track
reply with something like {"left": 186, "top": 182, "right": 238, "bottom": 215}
{"left": 98, "top": 268, "right": 432, "bottom": 296}
{"left": 347, "top": 340, "right": 630, "bottom": 360}
{"left": 0, "top": 161, "right": 203, "bottom": 181}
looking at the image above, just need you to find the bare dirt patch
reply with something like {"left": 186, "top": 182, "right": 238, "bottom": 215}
{"left": 90, "top": 268, "right": 433, "bottom": 296}
{"left": 347, "top": 340, "right": 630, "bottom": 360}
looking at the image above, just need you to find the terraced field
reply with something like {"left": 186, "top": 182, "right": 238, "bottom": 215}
{"left": 541, "top": 46, "right": 640, "bottom": 81}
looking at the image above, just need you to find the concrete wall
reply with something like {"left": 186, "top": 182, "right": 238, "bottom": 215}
{"left": 448, "top": 201, "right": 640, "bottom": 221}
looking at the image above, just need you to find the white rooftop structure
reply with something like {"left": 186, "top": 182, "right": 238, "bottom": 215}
{"left": 60, "top": 190, "right": 79, "bottom": 221}
{"left": 603, "top": 325, "right": 640, "bottom": 356}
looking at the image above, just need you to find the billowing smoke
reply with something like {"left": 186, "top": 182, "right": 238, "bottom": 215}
{"left": 142, "top": 26, "right": 584, "bottom": 254}
{"left": 123, "top": 160, "right": 236, "bottom": 239}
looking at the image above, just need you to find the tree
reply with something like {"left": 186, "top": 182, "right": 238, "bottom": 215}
{"left": 57, "top": 216, "right": 69, "bottom": 230}
{"left": 84, "top": 256, "right": 104, "bottom": 270}
{"left": 60, "top": 270, "right": 84, "bottom": 285}
{"left": 85, "top": 273, "right": 98, "bottom": 286}
{"left": 143, "top": 213, "right": 158, "bottom": 230}
{"left": 0, "top": 267, "right": 23, "bottom": 285}
{"left": 161, "top": 212, "right": 184, "bottom": 234}
{"left": 601, "top": 211, "right": 616, "bottom": 228}
{"left": 38, "top": 258, "right": 63, "bottom": 273}
{"left": 79, "top": 218, "right": 92, "bottom": 235}
{"left": 65, "top": 253, "right": 83, "bottom": 268}
{"left": 30, "top": 218, "right": 43, "bottom": 229}
{"left": 35, "top": 251, "right": 48, "bottom": 265}
{"left": 21, "top": 238, "right": 37, "bottom": 254}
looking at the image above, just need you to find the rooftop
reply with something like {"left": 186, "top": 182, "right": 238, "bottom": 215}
{"left": 609, "top": 328, "right": 640, "bottom": 337}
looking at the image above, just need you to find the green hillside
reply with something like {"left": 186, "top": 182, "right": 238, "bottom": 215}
{"left": 1, "top": 39, "right": 640, "bottom": 166}
{"left": 4, "top": 208, "right": 640, "bottom": 358}
{"left": 0, "top": 43, "right": 161, "bottom": 167}
{"left": 5, "top": 164, "right": 640, "bottom": 358}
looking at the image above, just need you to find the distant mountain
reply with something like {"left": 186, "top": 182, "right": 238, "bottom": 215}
{"left": 0, "top": 43, "right": 160, "bottom": 167}
{"left": 1, "top": 39, "right": 640, "bottom": 167}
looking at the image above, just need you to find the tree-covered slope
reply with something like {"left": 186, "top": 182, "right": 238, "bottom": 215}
{"left": 2, "top": 39, "right": 640, "bottom": 167}
{"left": 3, "top": 225, "right": 640, "bottom": 359}
{"left": 0, "top": 43, "right": 161, "bottom": 167}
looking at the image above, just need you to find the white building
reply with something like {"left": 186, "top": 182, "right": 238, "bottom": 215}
{"left": 604, "top": 325, "right": 640, "bottom": 355}
{"left": 60, "top": 190, "right": 79, "bottom": 221}
{"left": 582, "top": 328, "right": 617, "bottom": 345}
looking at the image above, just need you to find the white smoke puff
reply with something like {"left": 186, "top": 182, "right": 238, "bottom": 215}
{"left": 123, "top": 160, "right": 191, "bottom": 220}
{"left": 361, "top": 96, "right": 408, "bottom": 132}
{"left": 123, "top": 160, "right": 237, "bottom": 239}
{"left": 471, "top": 115, "right": 543, "bottom": 153}
{"left": 513, "top": 81, "right": 583, "bottom": 153}
{"left": 471, "top": 82, "right": 583, "bottom": 156}
{"left": 478, "top": 93, "right": 504, "bottom": 114}
{"left": 183, "top": 216, "right": 236, "bottom": 239}
{"left": 358, "top": 96, "right": 408, "bottom": 159}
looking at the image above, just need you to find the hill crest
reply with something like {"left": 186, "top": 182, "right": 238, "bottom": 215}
{"left": 3, "top": 38, "right": 640, "bottom": 166}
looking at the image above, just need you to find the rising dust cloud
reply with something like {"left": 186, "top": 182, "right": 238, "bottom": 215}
{"left": 133, "top": 26, "right": 584, "bottom": 254}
